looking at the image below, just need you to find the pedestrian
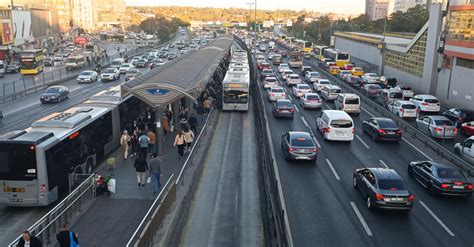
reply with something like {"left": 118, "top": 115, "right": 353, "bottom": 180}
{"left": 148, "top": 154, "right": 162, "bottom": 194}
{"left": 130, "top": 129, "right": 138, "bottom": 157}
{"left": 147, "top": 130, "right": 156, "bottom": 156}
{"left": 145, "top": 110, "right": 155, "bottom": 130}
{"left": 188, "top": 113, "right": 198, "bottom": 135}
{"left": 203, "top": 98, "right": 212, "bottom": 114}
{"left": 17, "top": 230, "right": 42, "bottom": 247}
{"left": 179, "top": 109, "right": 188, "bottom": 130}
{"left": 86, "top": 56, "right": 90, "bottom": 66}
{"left": 197, "top": 103, "right": 205, "bottom": 123}
{"left": 134, "top": 152, "right": 148, "bottom": 187}
{"left": 173, "top": 131, "right": 187, "bottom": 159}
{"left": 105, "top": 52, "right": 108, "bottom": 59}
{"left": 162, "top": 114, "right": 170, "bottom": 135}
{"left": 120, "top": 130, "right": 131, "bottom": 159}
{"left": 138, "top": 132, "right": 149, "bottom": 157}
{"left": 183, "top": 125, "right": 194, "bottom": 153}
{"left": 56, "top": 223, "right": 79, "bottom": 247}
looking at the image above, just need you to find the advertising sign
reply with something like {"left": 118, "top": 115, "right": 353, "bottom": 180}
{"left": 262, "top": 21, "right": 274, "bottom": 28}
{"left": 74, "top": 36, "right": 88, "bottom": 46}
{"left": 12, "top": 10, "right": 33, "bottom": 46}
{"left": 0, "top": 19, "right": 13, "bottom": 45}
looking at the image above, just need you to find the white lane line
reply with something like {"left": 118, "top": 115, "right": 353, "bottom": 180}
{"left": 350, "top": 201, "right": 374, "bottom": 237}
{"left": 294, "top": 106, "right": 300, "bottom": 112}
{"left": 3, "top": 117, "right": 28, "bottom": 129}
{"left": 313, "top": 136, "right": 322, "bottom": 149}
{"left": 324, "top": 103, "right": 333, "bottom": 110}
{"left": 325, "top": 159, "right": 341, "bottom": 181}
{"left": 379, "top": 160, "right": 389, "bottom": 168}
{"left": 419, "top": 200, "right": 455, "bottom": 237}
{"left": 361, "top": 107, "right": 375, "bottom": 117}
{"left": 355, "top": 135, "right": 370, "bottom": 149}
{"left": 402, "top": 138, "right": 433, "bottom": 161}
{"left": 288, "top": 94, "right": 293, "bottom": 101}
{"left": 283, "top": 87, "right": 288, "bottom": 93}
{"left": 301, "top": 116, "right": 309, "bottom": 127}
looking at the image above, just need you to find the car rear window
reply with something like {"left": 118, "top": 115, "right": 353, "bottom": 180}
{"left": 401, "top": 104, "right": 416, "bottom": 109}
{"left": 277, "top": 101, "right": 292, "bottom": 107}
{"left": 345, "top": 98, "right": 359, "bottom": 104}
{"left": 309, "top": 72, "right": 320, "bottom": 77}
{"left": 378, "top": 179, "right": 405, "bottom": 190}
{"left": 299, "top": 85, "right": 310, "bottom": 89}
{"left": 378, "top": 120, "right": 398, "bottom": 128}
{"left": 425, "top": 99, "right": 439, "bottom": 103}
{"left": 400, "top": 86, "right": 412, "bottom": 90}
{"left": 437, "top": 168, "right": 464, "bottom": 179}
{"left": 434, "top": 120, "right": 453, "bottom": 126}
{"left": 330, "top": 120, "right": 353, "bottom": 128}
{"left": 320, "top": 80, "right": 330, "bottom": 85}
{"left": 291, "top": 136, "right": 314, "bottom": 147}
{"left": 306, "top": 95, "right": 320, "bottom": 100}
{"left": 266, "top": 78, "right": 277, "bottom": 82}
{"left": 272, "top": 88, "right": 284, "bottom": 93}
{"left": 368, "top": 85, "right": 381, "bottom": 89}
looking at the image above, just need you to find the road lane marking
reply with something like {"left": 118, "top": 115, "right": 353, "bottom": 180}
{"left": 350, "top": 201, "right": 373, "bottom": 237}
{"left": 3, "top": 117, "right": 28, "bottom": 129}
{"left": 401, "top": 138, "right": 433, "bottom": 161}
{"left": 355, "top": 135, "right": 370, "bottom": 149}
{"left": 361, "top": 107, "right": 375, "bottom": 117}
{"left": 419, "top": 201, "right": 455, "bottom": 237}
{"left": 379, "top": 160, "right": 389, "bottom": 168}
{"left": 294, "top": 106, "right": 300, "bottom": 112}
{"left": 325, "top": 159, "right": 341, "bottom": 181}
{"left": 283, "top": 87, "right": 288, "bottom": 93}
{"left": 288, "top": 94, "right": 293, "bottom": 101}
{"left": 301, "top": 116, "right": 309, "bottom": 127}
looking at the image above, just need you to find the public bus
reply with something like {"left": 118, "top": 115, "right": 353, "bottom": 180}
{"left": 0, "top": 86, "right": 147, "bottom": 206}
{"left": 323, "top": 49, "right": 350, "bottom": 67}
{"left": 313, "top": 45, "right": 328, "bottom": 61}
{"left": 222, "top": 49, "right": 250, "bottom": 111}
{"left": 20, "top": 49, "right": 44, "bottom": 75}
{"left": 296, "top": 39, "right": 313, "bottom": 53}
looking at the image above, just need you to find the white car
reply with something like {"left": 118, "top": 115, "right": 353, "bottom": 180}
{"left": 267, "top": 52, "right": 275, "bottom": 60}
{"left": 119, "top": 63, "right": 134, "bottom": 74}
{"left": 292, "top": 84, "right": 313, "bottom": 98}
{"left": 282, "top": 70, "right": 294, "bottom": 81}
{"left": 305, "top": 71, "right": 321, "bottom": 83}
{"left": 263, "top": 77, "right": 279, "bottom": 89}
{"left": 278, "top": 64, "right": 290, "bottom": 73}
{"left": 394, "top": 85, "right": 415, "bottom": 99}
{"left": 286, "top": 74, "right": 302, "bottom": 86}
{"left": 267, "top": 86, "right": 286, "bottom": 101}
{"left": 300, "top": 93, "right": 322, "bottom": 109}
{"left": 76, "top": 70, "right": 98, "bottom": 83}
{"left": 410, "top": 94, "right": 440, "bottom": 113}
{"left": 100, "top": 68, "right": 120, "bottom": 82}
{"left": 388, "top": 100, "right": 418, "bottom": 118}
{"left": 361, "top": 73, "right": 380, "bottom": 84}
{"left": 314, "top": 79, "right": 331, "bottom": 92}
{"left": 338, "top": 70, "right": 352, "bottom": 80}
{"left": 53, "top": 56, "right": 63, "bottom": 61}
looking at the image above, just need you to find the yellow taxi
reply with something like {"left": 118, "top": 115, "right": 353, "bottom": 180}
{"left": 351, "top": 67, "right": 364, "bottom": 76}
{"left": 329, "top": 66, "right": 340, "bottom": 75}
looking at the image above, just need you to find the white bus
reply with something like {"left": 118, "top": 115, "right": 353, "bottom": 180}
{"left": 222, "top": 71, "right": 250, "bottom": 111}
{"left": 0, "top": 86, "right": 147, "bottom": 206}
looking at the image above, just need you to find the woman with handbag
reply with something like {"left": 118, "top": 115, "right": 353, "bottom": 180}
{"left": 173, "top": 131, "right": 187, "bottom": 159}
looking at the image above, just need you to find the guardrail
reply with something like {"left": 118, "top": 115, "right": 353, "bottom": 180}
{"left": 309, "top": 59, "right": 474, "bottom": 176}
{"left": 8, "top": 173, "right": 96, "bottom": 247}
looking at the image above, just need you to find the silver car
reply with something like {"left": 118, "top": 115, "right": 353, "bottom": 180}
{"left": 416, "top": 115, "right": 458, "bottom": 139}
{"left": 300, "top": 93, "right": 322, "bottom": 109}
{"left": 77, "top": 70, "right": 98, "bottom": 83}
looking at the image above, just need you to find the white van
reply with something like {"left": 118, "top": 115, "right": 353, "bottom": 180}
{"left": 320, "top": 85, "right": 341, "bottom": 101}
{"left": 316, "top": 110, "right": 355, "bottom": 141}
{"left": 454, "top": 136, "right": 474, "bottom": 165}
{"left": 335, "top": 93, "right": 360, "bottom": 115}
{"left": 110, "top": 58, "right": 125, "bottom": 68}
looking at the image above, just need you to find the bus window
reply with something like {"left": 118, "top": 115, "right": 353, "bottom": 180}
{"left": 0, "top": 143, "right": 37, "bottom": 181}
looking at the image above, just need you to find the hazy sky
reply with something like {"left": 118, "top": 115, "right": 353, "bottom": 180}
{"left": 126, "top": 0, "right": 366, "bottom": 15}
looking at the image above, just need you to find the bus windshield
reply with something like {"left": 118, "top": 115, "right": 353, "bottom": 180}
{"left": 20, "top": 60, "right": 37, "bottom": 69}
{"left": 338, "top": 53, "right": 349, "bottom": 60}
{"left": 0, "top": 143, "right": 37, "bottom": 180}
{"left": 224, "top": 89, "right": 248, "bottom": 103}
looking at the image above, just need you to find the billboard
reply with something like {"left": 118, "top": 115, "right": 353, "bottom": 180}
{"left": 74, "top": 36, "right": 89, "bottom": 46}
{"left": 262, "top": 20, "right": 274, "bottom": 28}
{"left": 0, "top": 19, "right": 13, "bottom": 45}
{"left": 286, "top": 20, "right": 293, "bottom": 27}
{"left": 12, "top": 10, "right": 33, "bottom": 46}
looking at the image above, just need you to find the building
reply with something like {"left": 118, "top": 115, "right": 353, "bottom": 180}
{"left": 365, "top": 0, "right": 390, "bottom": 20}
{"left": 11, "top": 9, "right": 34, "bottom": 50}
{"left": 72, "top": 0, "right": 96, "bottom": 32}
{"left": 0, "top": 6, "right": 13, "bottom": 62}
{"left": 388, "top": 0, "right": 427, "bottom": 14}
{"left": 95, "top": 0, "right": 126, "bottom": 31}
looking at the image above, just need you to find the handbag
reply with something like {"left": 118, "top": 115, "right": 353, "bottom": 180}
{"left": 107, "top": 178, "right": 116, "bottom": 194}
{"left": 69, "top": 231, "right": 80, "bottom": 247}
{"left": 147, "top": 176, "right": 151, "bottom": 184}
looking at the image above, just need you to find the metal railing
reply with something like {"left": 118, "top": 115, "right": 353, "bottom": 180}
{"left": 8, "top": 173, "right": 96, "bottom": 247}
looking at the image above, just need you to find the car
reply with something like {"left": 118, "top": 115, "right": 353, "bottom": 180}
{"left": 76, "top": 70, "right": 98, "bottom": 83}
{"left": 125, "top": 68, "right": 142, "bottom": 81}
{"left": 317, "top": 110, "right": 354, "bottom": 141}
{"left": 304, "top": 71, "right": 320, "bottom": 83}
{"left": 300, "top": 93, "right": 322, "bottom": 109}
{"left": 292, "top": 83, "right": 312, "bottom": 97}
{"left": 5, "top": 63, "right": 20, "bottom": 73}
{"left": 278, "top": 64, "right": 290, "bottom": 73}
{"left": 119, "top": 63, "right": 134, "bottom": 74}
{"left": 460, "top": 121, "right": 474, "bottom": 136}
{"left": 263, "top": 77, "right": 278, "bottom": 89}
{"left": 443, "top": 108, "right": 474, "bottom": 127}
{"left": 100, "top": 68, "right": 120, "bottom": 82}
{"left": 150, "top": 59, "right": 165, "bottom": 69}
{"left": 40, "top": 86, "right": 69, "bottom": 103}
{"left": 161, "top": 46, "right": 169, "bottom": 52}
{"left": 135, "top": 59, "right": 148, "bottom": 68}
{"left": 351, "top": 67, "right": 364, "bottom": 76}
{"left": 258, "top": 62, "right": 271, "bottom": 71}
{"left": 455, "top": 136, "right": 474, "bottom": 164}
{"left": 287, "top": 74, "right": 302, "bottom": 87}
{"left": 394, "top": 85, "right": 414, "bottom": 99}
{"left": 44, "top": 57, "right": 54, "bottom": 67}
{"left": 131, "top": 56, "right": 141, "bottom": 65}
{"left": 416, "top": 115, "right": 458, "bottom": 139}
{"left": 314, "top": 79, "right": 331, "bottom": 92}
{"left": 260, "top": 69, "right": 274, "bottom": 80}
{"left": 361, "top": 73, "right": 380, "bottom": 84}
{"left": 300, "top": 66, "right": 312, "bottom": 76}
{"left": 410, "top": 95, "right": 440, "bottom": 113}
{"left": 408, "top": 161, "right": 472, "bottom": 196}
{"left": 267, "top": 52, "right": 275, "bottom": 60}
{"left": 345, "top": 75, "right": 363, "bottom": 89}
{"left": 280, "top": 131, "right": 318, "bottom": 162}
{"left": 54, "top": 55, "right": 63, "bottom": 61}
{"left": 338, "top": 70, "right": 352, "bottom": 80}
{"left": 281, "top": 70, "right": 294, "bottom": 81}
{"left": 341, "top": 63, "right": 355, "bottom": 71}
{"left": 353, "top": 168, "right": 414, "bottom": 211}
{"left": 280, "top": 50, "right": 288, "bottom": 57}
{"left": 364, "top": 84, "right": 382, "bottom": 98}
{"left": 387, "top": 100, "right": 418, "bottom": 119}
{"left": 267, "top": 86, "right": 286, "bottom": 101}
{"left": 362, "top": 118, "right": 402, "bottom": 142}
{"left": 168, "top": 53, "right": 177, "bottom": 60}
{"left": 272, "top": 99, "right": 295, "bottom": 118}
{"left": 180, "top": 48, "right": 188, "bottom": 54}
{"left": 158, "top": 51, "right": 168, "bottom": 58}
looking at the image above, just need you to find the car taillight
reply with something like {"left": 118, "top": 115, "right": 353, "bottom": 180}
{"left": 352, "top": 128, "right": 355, "bottom": 134}
{"left": 408, "top": 195, "right": 415, "bottom": 202}
{"left": 275, "top": 108, "right": 280, "bottom": 112}
{"left": 377, "top": 129, "right": 385, "bottom": 134}
{"left": 416, "top": 108, "right": 420, "bottom": 113}
{"left": 466, "top": 184, "right": 473, "bottom": 190}
{"left": 454, "top": 128, "right": 458, "bottom": 133}
{"left": 421, "top": 102, "right": 428, "bottom": 106}
{"left": 396, "top": 129, "right": 402, "bottom": 135}
{"left": 375, "top": 193, "right": 384, "bottom": 201}
{"left": 288, "top": 147, "right": 295, "bottom": 152}
{"left": 40, "top": 184, "right": 47, "bottom": 193}
{"left": 289, "top": 108, "right": 295, "bottom": 112}
{"left": 323, "top": 127, "right": 330, "bottom": 133}
{"left": 271, "top": 93, "right": 275, "bottom": 96}
{"left": 434, "top": 127, "right": 443, "bottom": 132}
{"left": 441, "top": 183, "right": 449, "bottom": 189}
{"left": 311, "top": 148, "right": 318, "bottom": 152}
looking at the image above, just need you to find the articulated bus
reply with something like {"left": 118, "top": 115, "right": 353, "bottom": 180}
{"left": 313, "top": 45, "right": 328, "bottom": 61}
{"left": 296, "top": 39, "right": 313, "bottom": 53}
{"left": 323, "top": 49, "right": 350, "bottom": 67}
{"left": 222, "top": 49, "right": 250, "bottom": 111}
{"left": 20, "top": 49, "right": 44, "bottom": 75}
{"left": 0, "top": 86, "right": 147, "bottom": 206}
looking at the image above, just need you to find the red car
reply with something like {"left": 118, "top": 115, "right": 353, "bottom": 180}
{"left": 461, "top": 121, "right": 474, "bottom": 136}
{"left": 258, "top": 62, "right": 271, "bottom": 71}
{"left": 341, "top": 64, "right": 355, "bottom": 70}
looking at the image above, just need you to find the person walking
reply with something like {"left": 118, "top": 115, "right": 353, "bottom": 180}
{"left": 173, "top": 131, "right": 187, "bottom": 159}
{"left": 120, "top": 130, "right": 131, "bottom": 159}
{"left": 183, "top": 125, "right": 194, "bottom": 153}
{"left": 148, "top": 154, "right": 162, "bottom": 194}
{"left": 17, "top": 230, "right": 42, "bottom": 247}
{"left": 197, "top": 103, "right": 205, "bottom": 123}
{"left": 138, "top": 132, "right": 149, "bottom": 157}
{"left": 134, "top": 153, "right": 148, "bottom": 186}
{"left": 188, "top": 113, "right": 198, "bottom": 135}
{"left": 162, "top": 114, "right": 170, "bottom": 135}
{"left": 203, "top": 98, "right": 212, "bottom": 114}
{"left": 179, "top": 109, "right": 188, "bottom": 130}
{"left": 147, "top": 130, "right": 156, "bottom": 156}
{"left": 56, "top": 223, "right": 79, "bottom": 247}
{"left": 130, "top": 127, "right": 140, "bottom": 157}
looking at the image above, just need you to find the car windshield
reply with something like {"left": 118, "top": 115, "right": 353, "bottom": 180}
{"left": 45, "top": 87, "right": 60, "bottom": 93}
{"left": 378, "top": 120, "right": 398, "bottom": 128}
{"left": 425, "top": 99, "right": 439, "bottom": 103}
{"left": 291, "top": 136, "right": 314, "bottom": 147}
{"left": 437, "top": 168, "right": 464, "bottom": 179}
{"left": 434, "top": 120, "right": 453, "bottom": 126}
{"left": 330, "top": 120, "right": 353, "bottom": 128}
{"left": 272, "top": 88, "right": 284, "bottom": 93}
{"left": 105, "top": 69, "right": 115, "bottom": 73}
{"left": 378, "top": 179, "right": 405, "bottom": 190}
{"left": 80, "top": 71, "right": 92, "bottom": 76}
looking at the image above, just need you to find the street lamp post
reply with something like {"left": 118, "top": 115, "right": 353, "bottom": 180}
{"left": 246, "top": 2, "right": 254, "bottom": 31}
{"left": 380, "top": 16, "right": 388, "bottom": 76}
{"left": 254, "top": 0, "right": 257, "bottom": 38}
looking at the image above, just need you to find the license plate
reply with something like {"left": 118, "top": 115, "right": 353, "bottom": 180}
{"left": 335, "top": 131, "right": 345, "bottom": 136}
{"left": 4, "top": 187, "right": 26, "bottom": 193}
{"left": 387, "top": 197, "right": 403, "bottom": 202}
{"left": 452, "top": 185, "right": 464, "bottom": 189}
{"left": 295, "top": 156, "right": 309, "bottom": 160}
{"left": 281, "top": 110, "right": 288, "bottom": 112}
{"left": 387, "top": 131, "right": 395, "bottom": 134}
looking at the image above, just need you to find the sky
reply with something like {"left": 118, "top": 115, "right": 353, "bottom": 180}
{"left": 125, "top": 0, "right": 366, "bottom": 15}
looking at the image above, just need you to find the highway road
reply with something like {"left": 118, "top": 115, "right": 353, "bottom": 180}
{"left": 255, "top": 48, "right": 474, "bottom": 246}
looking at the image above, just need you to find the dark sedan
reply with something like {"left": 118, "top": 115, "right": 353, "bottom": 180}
{"left": 158, "top": 52, "right": 168, "bottom": 58}
{"left": 362, "top": 118, "right": 402, "bottom": 142}
{"left": 353, "top": 168, "right": 414, "bottom": 211}
{"left": 281, "top": 131, "right": 318, "bottom": 162}
{"left": 443, "top": 108, "right": 474, "bottom": 127}
{"left": 40, "top": 86, "right": 69, "bottom": 103}
{"left": 44, "top": 57, "right": 54, "bottom": 67}
{"left": 135, "top": 59, "right": 148, "bottom": 68}
{"left": 272, "top": 99, "right": 295, "bottom": 118}
{"left": 408, "top": 161, "right": 472, "bottom": 197}
{"left": 5, "top": 63, "right": 20, "bottom": 73}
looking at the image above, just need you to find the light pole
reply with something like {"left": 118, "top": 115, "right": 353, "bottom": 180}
{"left": 246, "top": 2, "right": 254, "bottom": 31}
{"left": 254, "top": 0, "right": 257, "bottom": 38}
{"left": 380, "top": 16, "right": 388, "bottom": 76}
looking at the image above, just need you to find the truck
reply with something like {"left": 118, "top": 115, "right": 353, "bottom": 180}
{"left": 288, "top": 51, "right": 304, "bottom": 68}
{"left": 65, "top": 55, "right": 86, "bottom": 71}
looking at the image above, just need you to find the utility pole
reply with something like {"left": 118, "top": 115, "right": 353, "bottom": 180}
{"left": 380, "top": 16, "right": 387, "bottom": 76}
{"left": 254, "top": 0, "right": 257, "bottom": 38}
{"left": 246, "top": 2, "right": 254, "bottom": 31}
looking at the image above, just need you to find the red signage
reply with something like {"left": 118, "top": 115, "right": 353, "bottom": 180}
{"left": 69, "top": 131, "right": 80, "bottom": 140}
{"left": 74, "top": 36, "right": 88, "bottom": 46}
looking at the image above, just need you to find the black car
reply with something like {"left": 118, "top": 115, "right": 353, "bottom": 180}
{"left": 346, "top": 75, "right": 363, "bottom": 89}
{"left": 158, "top": 52, "right": 168, "bottom": 58}
{"left": 353, "top": 168, "right": 414, "bottom": 211}
{"left": 443, "top": 108, "right": 474, "bottom": 127}
{"left": 168, "top": 53, "right": 177, "bottom": 60}
{"left": 280, "top": 131, "right": 318, "bottom": 162}
{"left": 408, "top": 161, "right": 473, "bottom": 197}
{"left": 362, "top": 117, "right": 402, "bottom": 142}
{"left": 273, "top": 99, "right": 295, "bottom": 118}
{"left": 135, "top": 59, "right": 148, "bottom": 68}
{"left": 44, "top": 57, "right": 54, "bottom": 67}
{"left": 299, "top": 66, "right": 312, "bottom": 76}
{"left": 40, "top": 86, "right": 69, "bottom": 103}
{"left": 5, "top": 63, "right": 20, "bottom": 73}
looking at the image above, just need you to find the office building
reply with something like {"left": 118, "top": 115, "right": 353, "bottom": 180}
{"left": 365, "top": 0, "right": 390, "bottom": 20}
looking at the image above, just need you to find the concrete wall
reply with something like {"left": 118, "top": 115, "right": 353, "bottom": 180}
{"left": 334, "top": 36, "right": 382, "bottom": 70}
{"left": 421, "top": 3, "right": 443, "bottom": 95}
{"left": 437, "top": 58, "right": 474, "bottom": 111}
{"left": 385, "top": 65, "right": 424, "bottom": 91}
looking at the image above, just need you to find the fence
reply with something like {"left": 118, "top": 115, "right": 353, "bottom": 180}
{"left": 8, "top": 174, "right": 96, "bottom": 247}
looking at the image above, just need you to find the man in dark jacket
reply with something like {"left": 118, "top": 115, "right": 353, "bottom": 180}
{"left": 188, "top": 113, "right": 198, "bottom": 135}
{"left": 17, "top": 231, "right": 42, "bottom": 247}
{"left": 134, "top": 153, "right": 149, "bottom": 186}
{"left": 56, "top": 224, "right": 79, "bottom": 247}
